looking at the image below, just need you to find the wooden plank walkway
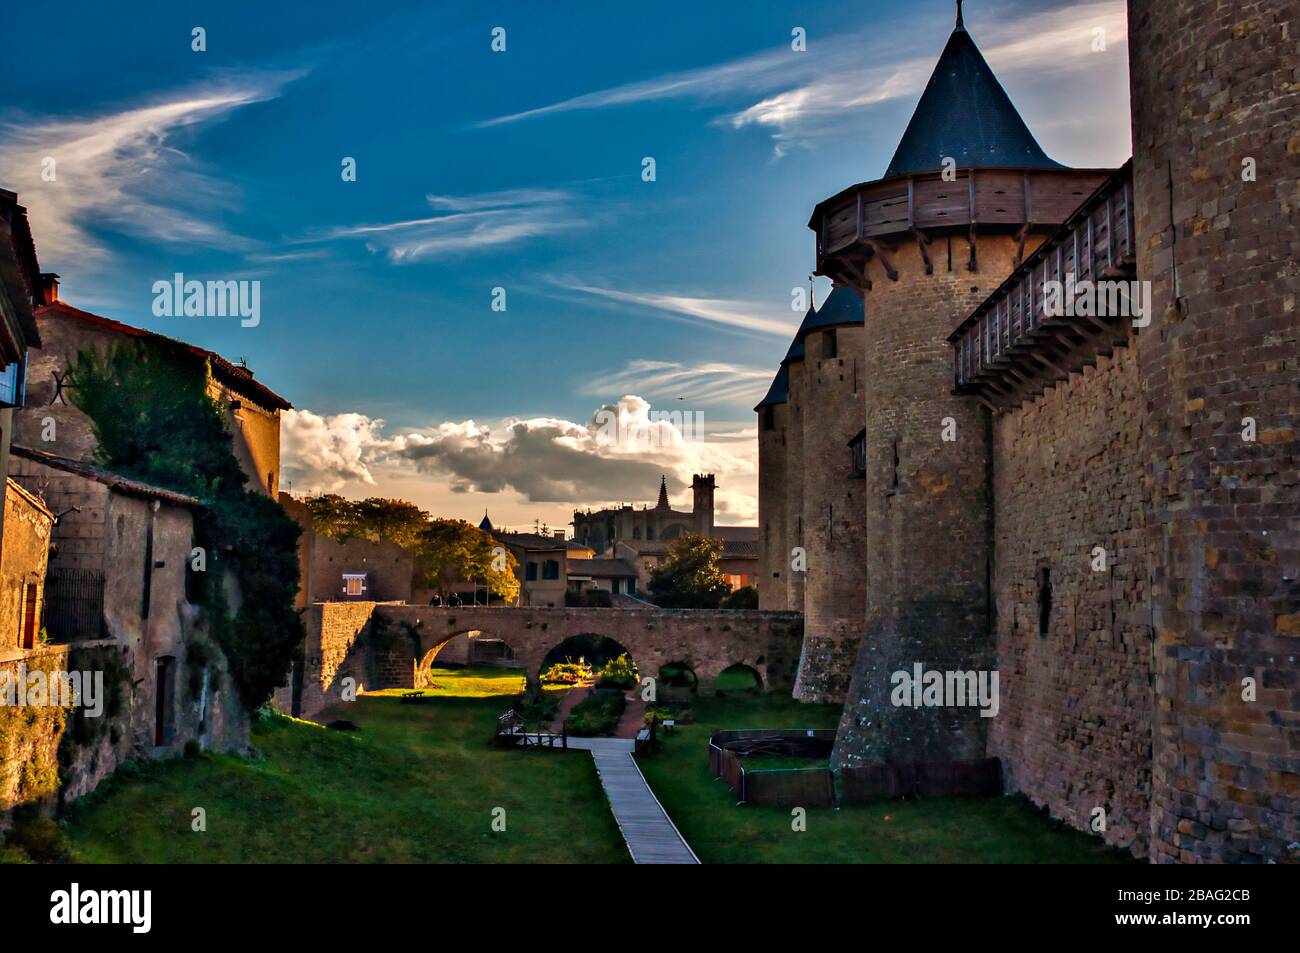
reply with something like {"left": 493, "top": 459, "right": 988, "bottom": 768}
{"left": 565, "top": 738, "right": 699, "bottom": 865}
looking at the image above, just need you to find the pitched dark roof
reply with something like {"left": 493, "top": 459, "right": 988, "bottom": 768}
{"left": 0, "top": 190, "right": 42, "bottom": 355}
{"left": 713, "top": 526, "right": 759, "bottom": 543}
{"left": 478, "top": 511, "right": 494, "bottom": 531}
{"left": 35, "top": 301, "right": 292, "bottom": 411}
{"left": 754, "top": 364, "right": 789, "bottom": 409}
{"left": 883, "top": 22, "right": 1062, "bottom": 178}
{"left": 572, "top": 558, "right": 638, "bottom": 578}
{"left": 493, "top": 530, "right": 567, "bottom": 551}
{"left": 11, "top": 444, "right": 202, "bottom": 507}
{"left": 795, "top": 285, "right": 863, "bottom": 335}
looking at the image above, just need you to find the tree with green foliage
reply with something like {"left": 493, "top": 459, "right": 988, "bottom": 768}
{"left": 414, "top": 519, "right": 520, "bottom": 603}
{"left": 647, "top": 532, "right": 733, "bottom": 609}
{"left": 303, "top": 495, "right": 430, "bottom": 550}
{"left": 68, "top": 341, "right": 303, "bottom": 711}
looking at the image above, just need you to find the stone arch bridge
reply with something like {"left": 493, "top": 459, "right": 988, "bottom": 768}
{"left": 282, "top": 602, "right": 804, "bottom": 719}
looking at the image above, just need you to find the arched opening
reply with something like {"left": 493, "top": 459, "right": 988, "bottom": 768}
{"left": 540, "top": 634, "right": 637, "bottom": 688}
{"left": 542, "top": 635, "right": 641, "bottom": 739}
{"left": 657, "top": 660, "right": 698, "bottom": 696}
{"left": 414, "top": 630, "right": 525, "bottom": 697}
{"left": 715, "top": 663, "right": 762, "bottom": 694}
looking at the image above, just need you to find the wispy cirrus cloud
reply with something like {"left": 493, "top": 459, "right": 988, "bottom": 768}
{"left": 584, "top": 359, "right": 774, "bottom": 407}
{"left": 313, "top": 188, "right": 580, "bottom": 263}
{"left": 0, "top": 71, "right": 300, "bottom": 267}
{"left": 477, "top": 2, "right": 1128, "bottom": 159}
{"left": 549, "top": 276, "right": 800, "bottom": 339}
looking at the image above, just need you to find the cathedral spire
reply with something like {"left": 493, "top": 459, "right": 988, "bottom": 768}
{"left": 655, "top": 475, "right": 671, "bottom": 510}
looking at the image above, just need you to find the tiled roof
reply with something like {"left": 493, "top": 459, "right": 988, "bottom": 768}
{"left": 494, "top": 530, "right": 568, "bottom": 550}
{"left": 35, "top": 301, "right": 292, "bottom": 411}
{"left": 572, "top": 558, "right": 639, "bottom": 578}
{"left": 11, "top": 444, "right": 202, "bottom": 507}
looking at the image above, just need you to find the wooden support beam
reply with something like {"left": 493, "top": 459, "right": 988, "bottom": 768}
{"left": 912, "top": 227, "right": 933, "bottom": 275}
{"left": 866, "top": 240, "right": 899, "bottom": 281}
{"left": 1014, "top": 221, "right": 1032, "bottom": 267}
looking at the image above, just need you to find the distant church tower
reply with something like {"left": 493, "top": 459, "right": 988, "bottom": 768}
{"left": 808, "top": 7, "right": 1109, "bottom": 768}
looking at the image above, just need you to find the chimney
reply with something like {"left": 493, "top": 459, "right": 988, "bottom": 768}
{"left": 39, "top": 273, "right": 60, "bottom": 305}
{"left": 553, "top": 531, "right": 565, "bottom": 540}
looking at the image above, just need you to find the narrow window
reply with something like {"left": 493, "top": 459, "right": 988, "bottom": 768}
{"left": 762, "top": 405, "right": 776, "bottom": 431}
{"left": 1038, "top": 568, "right": 1053, "bottom": 638}
{"left": 19, "top": 582, "right": 38, "bottom": 649}
{"left": 822, "top": 329, "right": 838, "bottom": 359}
{"left": 543, "top": 559, "right": 560, "bottom": 580}
{"left": 526, "top": 562, "right": 538, "bottom": 581}
{"left": 141, "top": 516, "right": 155, "bottom": 619}
{"left": 154, "top": 657, "right": 175, "bottom": 746}
{"left": 849, "top": 428, "right": 866, "bottom": 478}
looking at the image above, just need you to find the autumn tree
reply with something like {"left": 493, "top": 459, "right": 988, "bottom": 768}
{"left": 414, "top": 519, "right": 520, "bottom": 603}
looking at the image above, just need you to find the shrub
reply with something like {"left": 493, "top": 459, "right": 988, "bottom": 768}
{"left": 4, "top": 810, "right": 70, "bottom": 864}
{"left": 513, "top": 689, "right": 560, "bottom": 726}
{"left": 541, "top": 660, "right": 591, "bottom": 685}
{"left": 720, "top": 585, "right": 758, "bottom": 610}
{"left": 564, "top": 691, "right": 626, "bottom": 737}
{"left": 594, "top": 653, "right": 638, "bottom": 691}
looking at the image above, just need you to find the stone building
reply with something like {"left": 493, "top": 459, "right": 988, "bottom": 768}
{"left": 757, "top": 1, "right": 1299, "bottom": 862}
{"left": 15, "top": 278, "right": 291, "bottom": 498}
{"left": 0, "top": 478, "right": 53, "bottom": 650}
{"left": 5, "top": 444, "right": 247, "bottom": 811}
{"left": 0, "top": 190, "right": 43, "bottom": 568}
{"left": 572, "top": 474, "right": 720, "bottom": 552}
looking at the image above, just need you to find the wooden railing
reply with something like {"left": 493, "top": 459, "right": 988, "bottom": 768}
{"left": 949, "top": 161, "right": 1136, "bottom": 396}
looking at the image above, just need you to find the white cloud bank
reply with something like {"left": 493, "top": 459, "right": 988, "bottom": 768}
{"left": 281, "top": 395, "right": 758, "bottom": 523}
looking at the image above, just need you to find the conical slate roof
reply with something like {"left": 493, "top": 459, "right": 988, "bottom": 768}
{"left": 478, "top": 511, "right": 494, "bottom": 532}
{"left": 755, "top": 364, "right": 790, "bottom": 410}
{"left": 883, "top": 17, "right": 1061, "bottom": 178}
{"left": 794, "top": 285, "right": 863, "bottom": 335}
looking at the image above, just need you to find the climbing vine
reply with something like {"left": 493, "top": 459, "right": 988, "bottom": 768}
{"left": 68, "top": 340, "right": 304, "bottom": 710}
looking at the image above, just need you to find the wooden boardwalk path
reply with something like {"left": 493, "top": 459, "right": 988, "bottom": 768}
{"left": 521, "top": 735, "right": 699, "bottom": 864}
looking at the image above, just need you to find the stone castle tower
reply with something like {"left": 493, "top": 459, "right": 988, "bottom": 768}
{"left": 808, "top": 11, "right": 1108, "bottom": 760}
{"left": 1129, "top": 0, "right": 1299, "bottom": 862}
{"left": 757, "top": 287, "right": 868, "bottom": 702}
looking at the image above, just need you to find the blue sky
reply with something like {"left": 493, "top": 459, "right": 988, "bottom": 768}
{"left": 0, "top": 0, "right": 1131, "bottom": 530}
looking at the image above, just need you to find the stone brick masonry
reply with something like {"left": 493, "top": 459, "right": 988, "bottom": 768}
{"left": 1130, "top": 0, "right": 1300, "bottom": 863}
{"left": 989, "top": 342, "right": 1154, "bottom": 857}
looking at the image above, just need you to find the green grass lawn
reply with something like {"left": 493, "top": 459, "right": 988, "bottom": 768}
{"left": 368, "top": 664, "right": 540, "bottom": 699}
{"left": 637, "top": 692, "right": 1134, "bottom": 864}
{"left": 58, "top": 673, "right": 626, "bottom": 864}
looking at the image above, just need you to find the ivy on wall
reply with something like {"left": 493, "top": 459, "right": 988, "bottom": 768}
{"left": 68, "top": 341, "right": 304, "bottom": 710}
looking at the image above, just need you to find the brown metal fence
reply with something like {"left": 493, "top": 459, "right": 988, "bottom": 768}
{"left": 708, "top": 729, "right": 837, "bottom": 808}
